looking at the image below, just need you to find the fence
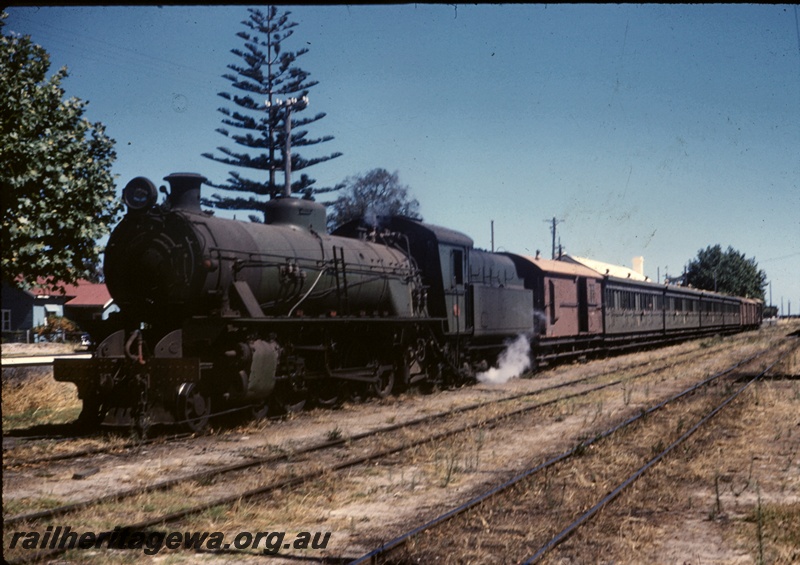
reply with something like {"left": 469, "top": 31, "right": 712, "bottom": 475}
{"left": 2, "top": 330, "right": 86, "bottom": 344}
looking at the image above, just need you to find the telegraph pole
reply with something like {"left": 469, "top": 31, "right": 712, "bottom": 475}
{"left": 543, "top": 217, "right": 564, "bottom": 259}
{"left": 266, "top": 96, "right": 309, "bottom": 197}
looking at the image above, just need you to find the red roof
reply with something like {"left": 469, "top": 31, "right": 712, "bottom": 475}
{"left": 64, "top": 282, "right": 112, "bottom": 307}
{"left": 22, "top": 277, "right": 112, "bottom": 307}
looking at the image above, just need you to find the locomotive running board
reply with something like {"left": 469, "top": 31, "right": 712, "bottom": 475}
{"left": 230, "top": 317, "right": 446, "bottom": 325}
{"left": 54, "top": 358, "right": 121, "bottom": 396}
{"left": 329, "top": 365, "right": 394, "bottom": 383}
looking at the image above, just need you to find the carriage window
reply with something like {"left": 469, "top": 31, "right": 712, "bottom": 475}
{"left": 452, "top": 249, "right": 464, "bottom": 286}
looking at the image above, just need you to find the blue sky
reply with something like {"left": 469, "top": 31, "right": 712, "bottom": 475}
{"left": 6, "top": 4, "right": 800, "bottom": 313}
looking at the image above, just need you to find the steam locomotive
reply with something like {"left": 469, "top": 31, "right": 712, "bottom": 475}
{"left": 54, "top": 173, "right": 762, "bottom": 432}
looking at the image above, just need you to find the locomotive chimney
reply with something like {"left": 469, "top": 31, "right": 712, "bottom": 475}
{"left": 164, "top": 173, "right": 207, "bottom": 212}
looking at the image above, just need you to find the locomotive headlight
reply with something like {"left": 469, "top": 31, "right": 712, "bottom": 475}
{"left": 122, "top": 177, "right": 158, "bottom": 211}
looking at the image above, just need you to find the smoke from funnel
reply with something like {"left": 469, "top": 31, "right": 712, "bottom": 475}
{"left": 363, "top": 201, "right": 396, "bottom": 230}
{"left": 476, "top": 334, "right": 532, "bottom": 384}
{"left": 364, "top": 205, "right": 379, "bottom": 229}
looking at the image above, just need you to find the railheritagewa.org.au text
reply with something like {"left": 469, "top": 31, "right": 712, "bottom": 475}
{"left": 9, "top": 526, "right": 331, "bottom": 556}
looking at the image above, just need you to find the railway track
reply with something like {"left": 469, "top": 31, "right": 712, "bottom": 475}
{"left": 0, "top": 329, "right": 761, "bottom": 469}
{"left": 3, "top": 331, "right": 787, "bottom": 564}
{"left": 4, "top": 342, "right": 716, "bottom": 526}
{"left": 3, "top": 432, "right": 196, "bottom": 468}
{"left": 349, "top": 339, "right": 798, "bottom": 564}
{"left": 3, "top": 335, "right": 745, "bottom": 525}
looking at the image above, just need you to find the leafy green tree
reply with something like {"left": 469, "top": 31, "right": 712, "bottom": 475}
{"left": 327, "top": 168, "right": 422, "bottom": 231}
{"left": 684, "top": 244, "right": 766, "bottom": 300}
{"left": 203, "top": 7, "right": 342, "bottom": 220}
{"left": 1, "top": 13, "right": 120, "bottom": 291}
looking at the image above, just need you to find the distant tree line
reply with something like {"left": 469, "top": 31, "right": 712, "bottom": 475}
{"left": 684, "top": 244, "right": 766, "bottom": 301}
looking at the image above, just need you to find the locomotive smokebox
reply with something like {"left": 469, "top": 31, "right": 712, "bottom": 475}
{"left": 164, "top": 173, "right": 207, "bottom": 213}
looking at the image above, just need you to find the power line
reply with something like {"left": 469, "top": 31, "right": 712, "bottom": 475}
{"left": 543, "top": 217, "right": 563, "bottom": 259}
{"left": 7, "top": 12, "right": 226, "bottom": 94}
{"left": 760, "top": 251, "right": 800, "bottom": 263}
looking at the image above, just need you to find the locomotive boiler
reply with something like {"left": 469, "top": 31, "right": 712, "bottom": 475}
{"left": 105, "top": 174, "right": 422, "bottom": 322}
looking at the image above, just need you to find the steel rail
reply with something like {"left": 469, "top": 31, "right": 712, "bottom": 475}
{"left": 7, "top": 346, "right": 765, "bottom": 565}
{"left": 347, "top": 346, "right": 775, "bottom": 565}
{"left": 3, "top": 432, "right": 194, "bottom": 468}
{"left": 520, "top": 348, "right": 793, "bottom": 564}
{"left": 3, "top": 340, "right": 727, "bottom": 529}
{"left": 1, "top": 333, "right": 718, "bottom": 460}
{"left": 1, "top": 329, "right": 757, "bottom": 434}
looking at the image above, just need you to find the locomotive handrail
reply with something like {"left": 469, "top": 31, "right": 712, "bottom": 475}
{"left": 333, "top": 245, "right": 350, "bottom": 315}
{"left": 230, "top": 257, "right": 298, "bottom": 272}
{"left": 288, "top": 275, "right": 388, "bottom": 314}
{"left": 230, "top": 256, "right": 412, "bottom": 276}
{"left": 288, "top": 262, "right": 333, "bottom": 317}
{"left": 252, "top": 273, "right": 410, "bottom": 313}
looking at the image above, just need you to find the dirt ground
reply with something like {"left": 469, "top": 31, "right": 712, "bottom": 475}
{"left": 2, "top": 322, "right": 798, "bottom": 564}
{"left": 542, "top": 367, "right": 800, "bottom": 565}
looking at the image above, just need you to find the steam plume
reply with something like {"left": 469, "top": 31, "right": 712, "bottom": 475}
{"left": 476, "top": 334, "right": 532, "bottom": 384}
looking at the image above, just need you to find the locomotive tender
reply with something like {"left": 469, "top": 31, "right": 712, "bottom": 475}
{"left": 54, "top": 173, "right": 762, "bottom": 431}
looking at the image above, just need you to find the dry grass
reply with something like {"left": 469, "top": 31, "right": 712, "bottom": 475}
{"left": 540, "top": 346, "right": 800, "bottom": 564}
{"left": 2, "top": 342, "right": 83, "bottom": 356}
{"left": 390, "top": 329, "right": 798, "bottom": 564}
{"left": 3, "top": 495, "right": 67, "bottom": 518}
{"left": 2, "top": 366, "right": 82, "bottom": 429}
{"left": 3, "top": 323, "right": 796, "bottom": 564}
{"left": 2, "top": 342, "right": 85, "bottom": 429}
{"left": 3, "top": 435, "right": 140, "bottom": 471}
